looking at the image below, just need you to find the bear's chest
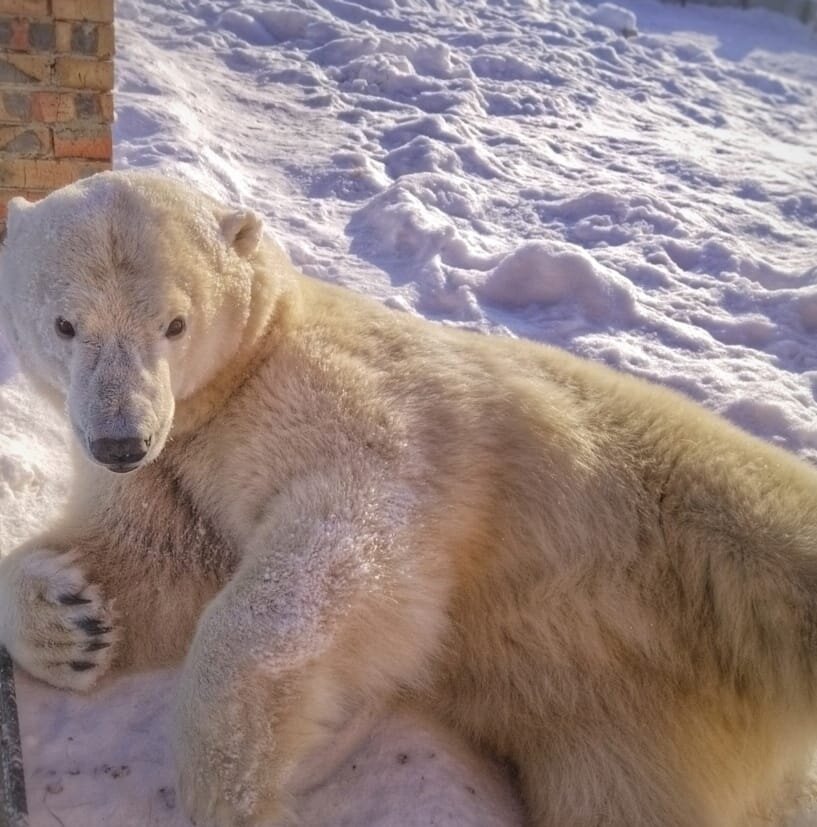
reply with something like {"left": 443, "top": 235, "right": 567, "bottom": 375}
{"left": 167, "top": 385, "right": 384, "bottom": 550}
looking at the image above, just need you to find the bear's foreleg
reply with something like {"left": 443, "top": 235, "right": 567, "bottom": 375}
{"left": 0, "top": 466, "right": 237, "bottom": 689}
{"left": 174, "top": 471, "right": 426, "bottom": 827}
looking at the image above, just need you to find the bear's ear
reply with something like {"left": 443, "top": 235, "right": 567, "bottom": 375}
{"left": 220, "top": 209, "right": 263, "bottom": 258}
{"left": 4, "top": 196, "right": 32, "bottom": 241}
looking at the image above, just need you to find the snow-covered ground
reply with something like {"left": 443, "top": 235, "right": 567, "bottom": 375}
{"left": 2, "top": 0, "right": 817, "bottom": 824}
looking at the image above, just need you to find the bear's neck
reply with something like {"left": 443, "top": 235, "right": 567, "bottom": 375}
{"left": 171, "top": 274, "right": 303, "bottom": 437}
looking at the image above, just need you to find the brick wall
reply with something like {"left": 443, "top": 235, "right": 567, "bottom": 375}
{"left": 0, "top": 0, "right": 113, "bottom": 223}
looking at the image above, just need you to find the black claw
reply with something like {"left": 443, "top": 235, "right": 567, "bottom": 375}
{"left": 69, "top": 661, "right": 95, "bottom": 672}
{"left": 75, "top": 617, "right": 111, "bottom": 636}
{"left": 84, "top": 641, "right": 111, "bottom": 652}
{"left": 58, "top": 593, "right": 92, "bottom": 606}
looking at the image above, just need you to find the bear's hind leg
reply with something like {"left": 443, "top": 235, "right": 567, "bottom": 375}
{"left": 517, "top": 728, "right": 713, "bottom": 827}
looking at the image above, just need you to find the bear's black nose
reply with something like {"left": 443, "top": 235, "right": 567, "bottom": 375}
{"left": 90, "top": 437, "right": 150, "bottom": 467}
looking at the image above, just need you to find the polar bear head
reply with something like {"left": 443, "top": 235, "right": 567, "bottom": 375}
{"left": 0, "top": 172, "right": 273, "bottom": 473}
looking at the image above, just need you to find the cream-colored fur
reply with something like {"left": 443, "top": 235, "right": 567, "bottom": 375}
{"left": 1, "top": 171, "right": 816, "bottom": 826}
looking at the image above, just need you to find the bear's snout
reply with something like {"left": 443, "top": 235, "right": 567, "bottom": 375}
{"left": 89, "top": 436, "right": 151, "bottom": 472}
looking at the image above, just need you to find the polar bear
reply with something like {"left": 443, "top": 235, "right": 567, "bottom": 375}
{"left": 1, "top": 171, "right": 816, "bottom": 827}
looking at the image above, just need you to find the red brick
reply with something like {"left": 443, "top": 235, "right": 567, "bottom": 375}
{"left": 8, "top": 17, "right": 28, "bottom": 50}
{"left": 53, "top": 124, "right": 110, "bottom": 159}
{"left": 53, "top": 0, "right": 113, "bottom": 22}
{"left": 55, "top": 20, "right": 113, "bottom": 56}
{"left": 55, "top": 19, "right": 70, "bottom": 51}
{"left": 97, "top": 20, "right": 112, "bottom": 56}
{"left": 31, "top": 90, "right": 76, "bottom": 121}
{"left": 0, "top": 123, "right": 51, "bottom": 155}
{"left": 37, "top": 92, "right": 114, "bottom": 124}
{"left": 0, "top": 89, "right": 31, "bottom": 121}
{"left": 28, "top": 18, "right": 54, "bottom": 50}
{"left": 0, "top": 17, "right": 55, "bottom": 51}
{"left": 0, "top": 157, "right": 109, "bottom": 188}
{"left": 0, "top": 0, "right": 49, "bottom": 16}
{"left": 97, "top": 90, "right": 111, "bottom": 121}
{"left": 0, "top": 52, "right": 52, "bottom": 83}
{"left": 53, "top": 55, "right": 112, "bottom": 90}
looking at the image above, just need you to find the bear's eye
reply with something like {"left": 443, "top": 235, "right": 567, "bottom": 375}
{"left": 166, "top": 317, "right": 186, "bottom": 339}
{"left": 55, "top": 316, "right": 76, "bottom": 339}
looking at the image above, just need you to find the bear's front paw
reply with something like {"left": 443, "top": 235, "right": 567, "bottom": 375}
{"left": 176, "top": 718, "right": 291, "bottom": 827}
{"left": 175, "top": 663, "right": 291, "bottom": 827}
{"left": 0, "top": 548, "right": 117, "bottom": 692}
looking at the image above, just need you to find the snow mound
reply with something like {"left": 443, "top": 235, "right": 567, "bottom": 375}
{"left": 476, "top": 241, "right": 638, "bottom": 324}
{"left": 0, "top": 376, "right": 70, "bottom": 552}
{"left": 591, "top": 3, "right": 638, "bottom": 37}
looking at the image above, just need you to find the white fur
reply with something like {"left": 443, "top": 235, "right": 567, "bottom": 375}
{"left": 1, "top": 171, "right": 816, "bottom": 826}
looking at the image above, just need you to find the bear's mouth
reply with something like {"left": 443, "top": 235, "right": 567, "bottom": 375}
{"left": 105, "top": 462, "right": 142, "bottom": 474}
